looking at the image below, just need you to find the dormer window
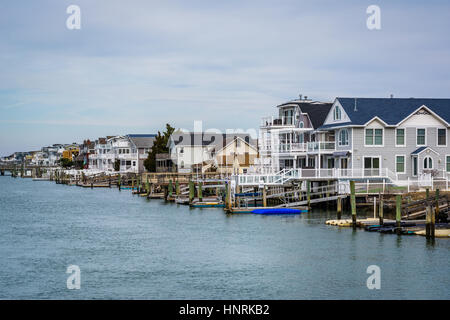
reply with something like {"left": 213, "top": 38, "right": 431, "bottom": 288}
{"left": 334, "top": 106, "right": 342, "bottom": 121}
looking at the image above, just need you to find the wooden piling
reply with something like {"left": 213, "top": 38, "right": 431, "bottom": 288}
{"left": 396, "top": 195, "right": 402, "bottom": 235}
{"left": 435, "top": 189, "right": 440, "bottom": 216}
{"left": 189, "top": 180, "right": 194, "bottom": 203}
{"left": 168, "top": 179, "right": 173, "bottom": 198}
{"left": 175, "top": 180, "right": 180, "bottom": 196}
{"left": 198, "top": 181, "right": 203, "bottom": 202}
{"left": 337, "top": 197, "right": 342, "bottom": 220}
{"left": 262, "top": 186, "right": 267, "bottom": 207}
{"left": 379, "top": 194, "right": 384, "bottom": 225}
{"left": 306, "top": 180, "right": 311, "bottom": 209}
{"left": 426, "top": 205, "right": 432, "bottom": 239}
{"left": 118, "top": 174, "right": 121, "bottom": 191}
{"left": 350, "top": 181, "right": 356, "bottom": 228}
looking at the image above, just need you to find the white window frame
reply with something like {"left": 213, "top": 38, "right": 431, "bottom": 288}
{"left": 416, "top": 128, "right": 427, "bottom": 147}
{"left": 395, "top": 155, "right": 406, "bottom": 174}
{"left": 338, "top": 129, "right": 349, "bottom": 146}
{"left": 364, "top": 128, "right": 384, "bottom": 147}
{"left": 333, "top": 106, "right": 341, "bottom": 121}
{"left": 395, "top": 128, "right": 406, "bottom": 147}
{"left": 363, "top": 156, "right": 382, "bottom": 176}
{"left": 437, "top": 128, "right": 447, "bottom": 147}
{"left": 423, "top": 156, "right": 433, "bottom": 170}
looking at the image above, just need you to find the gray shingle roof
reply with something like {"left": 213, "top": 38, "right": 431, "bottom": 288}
{"left": 336, "top": 98, "right": 450, "bottom": 126}
{"left": 127, "top": 134, "right": 156, "bottom": 148}
{"left": 170, "top": 132, "right": 257, "bottom": 149}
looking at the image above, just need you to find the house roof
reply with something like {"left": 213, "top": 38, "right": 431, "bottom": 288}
{"left": 336, "top": 98, "right": 450, "bottom": 126}
{"left": 170, "top": 132, "right": 257, "bottom": 150}
{"left": 411, "top": 146, "right": 439, "bottom": 155}
{"left": 127, "top": 134, "right": 157, "bottom": 148}
{"left": 277, "top": 100, "right": 332, "bottom": 129}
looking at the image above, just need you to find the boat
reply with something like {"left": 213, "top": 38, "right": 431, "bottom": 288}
{"left": 252, "top": 208, "right": 307, "bottom": 215}
{"left": 191, "top": 201, "right": 225, "bottom": 208}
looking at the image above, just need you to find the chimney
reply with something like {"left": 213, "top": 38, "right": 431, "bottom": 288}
{"left": 390, "top": 94, "right": 394, "bottom": 98}
{"left": 304, "top": 96, "right": 308, "bottom": 100}
{"left": 299, "top": 94, "right": 302, "bottom": 100}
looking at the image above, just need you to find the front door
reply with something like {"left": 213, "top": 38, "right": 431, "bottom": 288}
{"left": 364, "top": 157, "right": 380, "bottom": 176}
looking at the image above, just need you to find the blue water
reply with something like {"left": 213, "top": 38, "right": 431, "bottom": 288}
{"left": 0, "top": 176, "right": 448, "bottom": 299}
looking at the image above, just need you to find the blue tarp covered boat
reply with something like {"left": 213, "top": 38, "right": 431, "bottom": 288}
{"left": 252, "top": 208, "right": 307, "bottom": 215}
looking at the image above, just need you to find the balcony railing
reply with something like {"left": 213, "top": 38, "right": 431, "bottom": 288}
{"left": 236, "top": 168, "right": 397, "bottom": 186}
{"left": 307, "top": 141, "right": 336, "bottom": 152}
{"left": 261, "top": 116, "right": 294, "bottom": 127}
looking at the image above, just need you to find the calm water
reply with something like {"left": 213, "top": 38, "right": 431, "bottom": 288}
{"left": 0, "top": 176, "right": 448, "bottom": 299}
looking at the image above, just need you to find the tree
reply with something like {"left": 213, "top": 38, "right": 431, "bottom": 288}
{"left": 60, "top": 158, "right": 73, "bottom": 168}
{"left": 144, "top": 123, "right": 175, "bottom": 172}
{"left": 114, "top": 159, "right": 120, "bottom": 171}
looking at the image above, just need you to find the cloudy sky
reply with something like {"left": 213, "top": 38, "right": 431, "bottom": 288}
{"left": 1, "top": 0, "right": 449, "bottom": 156}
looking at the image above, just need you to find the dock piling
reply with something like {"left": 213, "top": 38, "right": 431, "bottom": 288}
{"left": 379, "top": 194, "right": 384, "bottom": 225}
{"left": 350, "top": 181, "right": 356, "bottom": 229}
{"left": 337, "top": 197, "right": 342, "bottom": 220}
{"left": 396, "top": 195, "right": 402, "bottom": 235}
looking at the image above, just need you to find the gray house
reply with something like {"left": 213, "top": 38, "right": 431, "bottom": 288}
{"left": 316, "top": 97, "right": 450, "bottom": 181}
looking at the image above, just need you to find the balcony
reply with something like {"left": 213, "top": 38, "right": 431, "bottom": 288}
{"left": 307, "top": 141, "right": 336, "bottom": 153}
{"left": 261, "top": 116, "right": 294, "bottom": 128}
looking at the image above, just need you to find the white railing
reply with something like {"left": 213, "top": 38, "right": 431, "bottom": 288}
{"left": 261, "top": 116, "right": 294, "bottom": 127}
{"left": 307, "top": 141, "right": 336, "bottom": 152}
{"left": 236, "top": 168, "right": 395, "bottom": 186}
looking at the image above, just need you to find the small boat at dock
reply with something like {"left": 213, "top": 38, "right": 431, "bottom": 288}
{"left": 190, "top": 201, "right": 225, "bottom": 208}
{"left": 252, "top": 208, "right": 307, "bottom": 215}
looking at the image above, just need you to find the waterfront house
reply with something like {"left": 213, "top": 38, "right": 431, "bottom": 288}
{"left": 213, "top": 136, "right": 258, "bottom": 175}
{"left": 168, "top": 131, "right": 256, "bottom": 174}
{"left": 259, "top": 97, "right": 332, "bottom": 172}
{"left": 89, "top": 134, "right": 156, "bottom": 173}
{"left": 315, "top": 97, "right": 450, "bottom": 182}
{"left": 127, "top": 134, "right": 156, "bottom": 173}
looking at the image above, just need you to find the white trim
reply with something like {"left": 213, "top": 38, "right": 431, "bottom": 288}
{"left": 416, "top": 128, "right": 427, "bottom": 147}
{"left": 363, "top": 155, "right": 382, "bottom": 176}
{"left": 423, "top": 155, "right": 433, "bottom": 170}
{"left": 395, "top": 154, "right": 406, "bottom": 174}
{"left": 363, "top": 116, "right": 390, "bottom": 127}
{"left": 437, "top": 127, "right": 447, "bottom": 147}
{"left": 395, "top": 128, "right": 406, "bottom": 147}
{"left": 396, "top": 104, "right": 450, "bottom": 127}
{"left": 446, "top": 155, "right": 450, "bottom": 173}
{"left": 412, "top": 155, "right": 418, "bottom": 177}
{"left": 338, "top": 128, "right": 349, "bottom": 146}
{"left": 364, "top": 128, "right": 384, "bottom": 147}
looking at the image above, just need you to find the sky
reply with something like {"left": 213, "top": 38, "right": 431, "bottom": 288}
{"left": 1, "top": 0, "right": 449, "bottom": 156}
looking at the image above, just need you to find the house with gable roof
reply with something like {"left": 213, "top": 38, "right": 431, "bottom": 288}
{"left": 316, "top": 97, "right": 450, "bottom": 180}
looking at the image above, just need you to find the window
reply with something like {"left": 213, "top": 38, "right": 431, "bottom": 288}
{"left": 299, "top": 121, "right": 304, "bottom": 128}
{"left": 423, "top": 156, "right": 433, "bottom": 169}
{"left": 179, "top": 147, "right": 184, "bottom": 154}
{"left": 338, "top": 129, "right": 349, "bottom": 146}
{"left": 438, "top": 128, "right": 446, "bottom": 146}
{"left": 396, "top": 129, "right": 405, "bottom": 146}
{"left": 447, "top": 156, "right": 450, "bottom": 172}
{"left": 365, "top": 129, "right": 383, "bottom": 146}
{"left": 334, "top": 106, "right": 341, "bottom": 121}
{"left": 417, "top": 129, "right": 426, "bottom": 146}
{"left": 396, "top": 156, "right": 405, "bottom": 173}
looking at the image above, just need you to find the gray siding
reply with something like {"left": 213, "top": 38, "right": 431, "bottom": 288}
{"left": 353, "top": 127, "right": 450, "bottom": 178}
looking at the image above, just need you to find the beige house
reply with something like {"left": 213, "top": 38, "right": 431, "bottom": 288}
{"left": 214, "top": 136, "right": 258, "bottom": 174}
